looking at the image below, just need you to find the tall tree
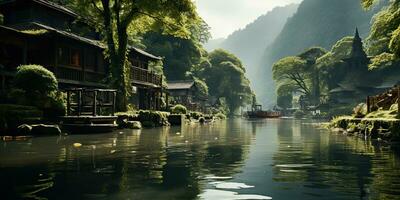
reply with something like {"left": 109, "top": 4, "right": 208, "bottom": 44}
{"left": 72, "top": 0, "right": 199, "bottom": 111}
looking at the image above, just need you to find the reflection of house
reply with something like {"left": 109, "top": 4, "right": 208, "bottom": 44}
{"left": 167, "top": 80, "right": 207, "bottom": 111}
{"left": 0, "top": 0, "right": 163, "bottom": 109}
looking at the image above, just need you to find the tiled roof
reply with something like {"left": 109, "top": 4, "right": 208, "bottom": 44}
{"left": 167, "top": 80, "right": 195, "bottom": 90}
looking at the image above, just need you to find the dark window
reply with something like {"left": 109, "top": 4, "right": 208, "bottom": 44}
{"left": 58, "top": 46, "right": 70, "bottom": 66}
{"left": 71, "top": 48, "right": 81, "bottom": 67}
{"left": 85, "top": 49, "right": 96, "bottom": 71}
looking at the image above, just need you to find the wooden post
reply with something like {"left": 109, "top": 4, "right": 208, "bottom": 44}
{"left": 93, "top": 90, "right": 97, "bottom": 116}
{"left": 366, "top": 96, "right": 370, "bottom": 113}
{"left": 67, "top": 91, "right": 71, "bottom": 116}
{"left": 112, "top": 91, "right": 116, "bottom": 116}
{"left": 77, "top": 90, "right": 82, "bottom": 116}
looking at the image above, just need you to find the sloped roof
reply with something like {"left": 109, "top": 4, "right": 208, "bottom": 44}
{"left": 19, "top": 22, "right": 105, "bottom": 48}
{"left": 167, "top": 80, "right": 195, "bottom": 90}
{"left": 0, "top": 0, "right": 77, "bottom": 17}
{"left": 129, "top": 46, "right": 162, "bottom": 60}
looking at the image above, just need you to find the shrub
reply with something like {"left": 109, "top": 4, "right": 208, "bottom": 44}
{"left": 10, "top": 65, "right": 66, "bottom": 118}
{"left": 190, "top": 111, "right": 203, "bottom": 120}
{"left": 215, "top": 112, "right": 227, "bottom": 120}
{"left": 171, "top": 104, "right": 187, "bottom": 114}
{"left": 138, "top": 110, "right": 169, "bottom": 127}
{"left": 14, "top": 65, "right": 58, "bottom": 95}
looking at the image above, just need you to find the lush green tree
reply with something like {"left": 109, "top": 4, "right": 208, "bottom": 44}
{"left": 70, "top": 0, "right": 199, "bottom": 111}
{"left": 141, "top": 17, "right": 210, "bottom": 81}
{"left": 273, "top": 47, "right": 327, "bottom": 106}
{"left": 362, "top": 0, "right": 399, "bottom": 57}
{"left": 273, "top": 56, "right": 310, "bottom": 96}
{"left": 317, "top": 36, "right": 354, "bottom": 91}
{"left": 196, "top": 49, "right": 253, "bottom": 115}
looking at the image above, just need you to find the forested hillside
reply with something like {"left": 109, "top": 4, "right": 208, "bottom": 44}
{"left": 258, "top": 0, "right": 384, "bottom": 107}
{"left": 205, "top": 4, "right": 299, "bottom": 98}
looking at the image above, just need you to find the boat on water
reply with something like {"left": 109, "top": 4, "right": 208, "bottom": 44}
{"left": 245, "top": 104, "right": 282, "bottom": 119}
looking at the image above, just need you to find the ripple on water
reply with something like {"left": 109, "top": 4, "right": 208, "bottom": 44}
{"left": 198, "top": 189, "right": 272, "bottom": 200}
{"left": 209, "top": 181, "right": 254, "bottom": 189}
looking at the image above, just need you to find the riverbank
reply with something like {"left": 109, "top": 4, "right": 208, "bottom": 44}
{"left": 326, "top": 104, "right": 400, "bottom": 142}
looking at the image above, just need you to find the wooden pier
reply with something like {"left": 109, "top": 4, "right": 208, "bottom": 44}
{"left": 60, "top": 88, "right": 118, "bottom": 133}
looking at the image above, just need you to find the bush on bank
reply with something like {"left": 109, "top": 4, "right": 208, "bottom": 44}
{"left": 9, "top": 65, "right": 66, "bottom": 119}
{"left": 171, "top": 104, "right": 187, "bottom": 114}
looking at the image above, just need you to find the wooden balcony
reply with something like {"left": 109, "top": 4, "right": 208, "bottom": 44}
{"left": 56, "top": 66, "right": 105, "bottom": 84}
{"left": 131, "top": 66, "right": 162, "bottom": 87}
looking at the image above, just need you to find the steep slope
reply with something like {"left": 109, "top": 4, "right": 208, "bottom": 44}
{"left": 217, "top": 4, "right": 299, "bottom": 95}
{"left": 258, "top": 0, "right": 384, "bottom": 107}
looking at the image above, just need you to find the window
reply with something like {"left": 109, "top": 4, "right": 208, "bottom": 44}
{"left": 71, "top": 48, "right": 81, "bottom": 67}
{"left": 58, "top": 46, "right": 70, "bottom": 65}
{"left": 58, "top": 46, "right": 81, "bottom": 68}
{"left": 85, "top": 49, "right": 96, "bottom": 71}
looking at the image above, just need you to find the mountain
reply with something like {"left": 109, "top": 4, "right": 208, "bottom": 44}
{"left": 205, "top": 4, "right": 299, "bottom": 100}
{"left": 258, "top": 0, "right": 385, "bottom": 107}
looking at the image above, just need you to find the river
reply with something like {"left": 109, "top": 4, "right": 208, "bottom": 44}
{"left": 1, "top": 119, "right": 400, "bottom": 200}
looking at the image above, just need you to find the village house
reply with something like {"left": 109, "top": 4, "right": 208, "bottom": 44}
{"left": 0, "top": 0, "right": 163, "bottom": 110}
{"left": 166, "top": 80, "right": 207, "bottom": 112}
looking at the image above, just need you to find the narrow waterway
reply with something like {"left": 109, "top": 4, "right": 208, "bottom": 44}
{"left": 1, "top": 119, "right": 400, "bottom": 200}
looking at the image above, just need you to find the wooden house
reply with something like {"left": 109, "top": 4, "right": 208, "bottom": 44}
{"left": 0, "top": 0, "right": 163, "bottom": 110}
{"left": 167, "top": 80, "right": 207, "bottom": 112}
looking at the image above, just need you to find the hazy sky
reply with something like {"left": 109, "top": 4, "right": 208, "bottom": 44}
{"left": 195, "top": 0, "right": 302, "bottom": 39}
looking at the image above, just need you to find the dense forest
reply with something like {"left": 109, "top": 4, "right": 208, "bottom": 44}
{"left": 259, "top": 0, "right": 384, "bottom": 107}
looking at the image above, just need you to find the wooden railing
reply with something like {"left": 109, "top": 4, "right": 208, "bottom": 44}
{"left": 367, "top": 86, "right": 400, "bottom": 113}
{"left": 131, "top": 66, "right": 162, "bottom": 86}
{"left": 56, "top": 66, "right": 105, "bottom": 83}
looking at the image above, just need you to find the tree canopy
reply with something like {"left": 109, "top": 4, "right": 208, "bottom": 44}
{"left": 68, "top": 0, "right": 200, "bottom": 110}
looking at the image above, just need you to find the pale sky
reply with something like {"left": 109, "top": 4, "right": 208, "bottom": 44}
{"left": 195, "top": 0, "right": 302, "bottom": 39}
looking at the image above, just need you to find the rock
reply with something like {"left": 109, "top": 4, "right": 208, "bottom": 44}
{"left": 199, "top": 117, "right": 206, "bottom": 124}
{"left": 17, "top": 124, "right": 32, "bottom": 135}
{"left": 31, "top": 124, "right": 62, "bottom": 135}
{"left": 126, "top": 121, "right": 142, "bottom": 129}
{"left": 168, "top": 114, "right": 183, "bottom": 126}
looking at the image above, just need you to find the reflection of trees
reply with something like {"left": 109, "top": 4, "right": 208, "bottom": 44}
{"left": 273, "top": 119, "right": 400, "bottom": 199}
{"left": 0, "top": 119, "right": 254, "bottom": 199}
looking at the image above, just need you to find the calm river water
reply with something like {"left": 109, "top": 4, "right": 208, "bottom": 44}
{"left": 1, "top": 119, "right": 400, "bottom": 200}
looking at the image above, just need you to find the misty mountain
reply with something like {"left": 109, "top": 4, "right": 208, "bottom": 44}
{"left": 205, "top": 4, "right": 299, "bottom": 100}
{"left": 257, "top": 0, "right": 384, "bottom": 107}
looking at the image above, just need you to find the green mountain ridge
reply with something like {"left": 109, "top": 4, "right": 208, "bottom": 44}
{"left": 258, "top": 0, "right": 385, "bottom": 107}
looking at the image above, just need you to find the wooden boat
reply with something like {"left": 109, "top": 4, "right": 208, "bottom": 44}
{"left": 246, "top": 105, "right": 282, "bottom": 119}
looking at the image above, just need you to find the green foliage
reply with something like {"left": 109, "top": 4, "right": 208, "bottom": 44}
{"left": 138, "top": 110, "right": 169, "bottom": 127}
{"left": 68, "top": 0, "right": 201, "bottom": 111}
{"left": 0, "top": 14, "right": 4, "bottom": 25}
{"left": 215, "top": 112, "right": 227, "bottom": 120}
{"left": 14, "top": 65, "right": 58, "bottom": 95}
{"left": 189, "top": 111, "right": 203, "bottom": 120}
{"left": 369, "top": 53, "right": 396, "bottom": 70}
{"left": 195, "top": 49, "right": 253, "bottom": 115}
{"left": 10, "top": 65, "right": 66, "bottom": 118}
{"left": 171, "top": 104, "right": 187, "bottom": 114}
{"left": 193, "top": 77, "right": 209, "bottom": 97}
{"left": 259, "top": 0, "right": 379, "bottom": 106}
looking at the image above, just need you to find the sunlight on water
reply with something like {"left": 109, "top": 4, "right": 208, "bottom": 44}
{"left": 1, "top": 119, "right": 400, "bottom": 199}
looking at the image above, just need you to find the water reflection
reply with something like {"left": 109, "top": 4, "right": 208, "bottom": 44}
{"left": 0, "top": 119, "right": 400, "bottom": 199}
